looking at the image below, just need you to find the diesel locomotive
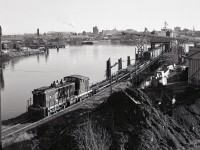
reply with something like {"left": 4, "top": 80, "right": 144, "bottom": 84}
{"left": 28, "top": 75, "right": 95, "bottom": 120}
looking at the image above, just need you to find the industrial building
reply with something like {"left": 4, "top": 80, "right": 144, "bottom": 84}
{"left": 93, "top": 26, "right": 99, "bottom": 35}
{"left": 188, "top": 45, "right": 200, "bottom": 83}
{"left": 174, "top": 26, "right": 181, "bottom": 32}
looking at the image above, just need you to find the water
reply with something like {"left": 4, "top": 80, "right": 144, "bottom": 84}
{"left": 1, "top": 45, "right": 136, "bottom": 120}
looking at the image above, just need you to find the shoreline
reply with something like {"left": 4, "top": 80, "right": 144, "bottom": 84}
{"left": 0, "top": 49, "right": 44, "bottom": 62}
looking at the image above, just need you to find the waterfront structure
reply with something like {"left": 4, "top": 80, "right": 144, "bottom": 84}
{"left": 68, "top": 35, "right": 90, "bottom": 44}
{"left": 188, "top": 45, "right": 200, "bottom": 84}
{"left": 1, "top": 41, "right": 14, "bottom": 49}
{"left": 93, "top": 26, "right": 99, "bottom": 35}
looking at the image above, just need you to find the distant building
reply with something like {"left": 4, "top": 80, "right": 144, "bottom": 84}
{"left": 93, "top": 26, "right": 99, "bottom": 35}
{"left": 1, "top": 41, "right": 14, "bottom": 49}
{"left": 102, "top": 28, "right": 119, "bottom": 36}
{"left": 151, "top": 30, "right": 158, "bottom": 35}
{"left": 69, "top": 35, "right": 89, "bottom": 40}
{"left": 82, "top": 31, "right": 87, "bottom": 35}
{"left": 174, "top": 26, "right": 181, "bottom": 32}
{"left": 158, "top": 28, "right": 174, "bottom": 37}
{"left": 194, "top": 31, "right": 200, "bottom": 37}
{"left": 188, "top": 45, "right": 200, "bottom": 83}
{"left": 182, "top": 28, "right": 190, "bottom": 33}
{"left": 125, "top": 29, "right": 137, "bottom": 33}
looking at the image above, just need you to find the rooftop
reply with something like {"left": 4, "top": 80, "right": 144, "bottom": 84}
{"left": 64, "top": 75, "right": 89, "bottom": 80}
{"left": 33, "top": 81, "right": 75, "bottom": 93}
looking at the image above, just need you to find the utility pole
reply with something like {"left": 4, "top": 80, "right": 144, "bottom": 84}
{"left": 0, "top": 25, "right": 2, "bottom": 150}
{"left": 106, "top": 58, "right": 112, "bottom": 94}
{"left": 135, "top": 48, "right": 138, "bottom": 86}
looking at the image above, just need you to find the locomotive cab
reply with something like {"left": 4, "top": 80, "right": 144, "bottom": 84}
{"left": 64, "top": 75, "right": 90, "bottom": 95}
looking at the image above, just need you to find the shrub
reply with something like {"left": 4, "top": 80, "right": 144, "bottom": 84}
{"left": 72, "top": 119, "right": 112, "bottom": 150}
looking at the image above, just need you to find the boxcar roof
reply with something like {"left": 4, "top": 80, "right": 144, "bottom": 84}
{"left": 64, "top": 75, "right": 89, "bottom": 80}
{"left": 33, "top": 82, "right": 75, "bottom": 93}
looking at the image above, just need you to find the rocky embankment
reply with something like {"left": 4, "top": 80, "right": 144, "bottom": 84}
{"left": 3, "top": 82, "right": 200, "bottom": 150}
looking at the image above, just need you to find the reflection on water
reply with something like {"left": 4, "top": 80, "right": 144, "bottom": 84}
{"left": 4, "top": 52, "right": 48, "bottom": 71}
{"left": 93, "top": 46, "right": 98, "bottom": 59}
{"left": 45, "top": 50, "right": 49, "bottom": 62}
{"left": 2, "top": 45, "right": 136, "bottom": 120}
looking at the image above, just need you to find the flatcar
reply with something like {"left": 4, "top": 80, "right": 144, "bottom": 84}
{"left": 28, "top": 75, "right": 94, "bottom": 120}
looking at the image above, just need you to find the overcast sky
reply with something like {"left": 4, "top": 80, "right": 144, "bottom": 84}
{"left": 0, "top": 0, "right": 199, "bottom": 34}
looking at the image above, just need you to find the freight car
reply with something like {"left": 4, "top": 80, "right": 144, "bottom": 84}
{"left": 28, "top": 75, "right": 95, "bottom": 120}
{"left": 143, "top": 45, "right": 164, "bottom": 61}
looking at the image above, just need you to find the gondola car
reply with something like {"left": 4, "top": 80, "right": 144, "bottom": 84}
{"left": 28, "top": 75, "right": 92, "bottom": 120}
{"left": 143, "top": 46, "right": 163, "bottom": 61}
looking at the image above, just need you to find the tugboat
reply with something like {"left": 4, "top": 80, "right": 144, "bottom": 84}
{"left": 81, "top": 41, "right": 94, "bottom": 45}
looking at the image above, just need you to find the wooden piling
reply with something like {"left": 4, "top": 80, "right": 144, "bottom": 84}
{"left": 106, "top": 58, "right": 112, "bottom": 94}
{"left": 118, "top": 58, "right": 122, "bottom": 70}
{"left": 106, "top": 58, "right": 111, "bottom": 79}
{"left": 127, "top": 56, "right": 130, "bottom": 66}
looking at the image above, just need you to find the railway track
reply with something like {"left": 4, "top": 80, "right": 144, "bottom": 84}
{"left": 2, "top": 70, "right": 131, "bottom": 141}
{"left": 2, "top": 58, "right": 157, "bottom": 143}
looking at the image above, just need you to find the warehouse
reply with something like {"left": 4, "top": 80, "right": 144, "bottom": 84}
{"left": 188, "top": 45, "right": 200, "bottom": 84}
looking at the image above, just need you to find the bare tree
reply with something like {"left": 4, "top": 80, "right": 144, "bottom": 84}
{"left": 118, "top": 135, "right": 128, "bottom": 150}
{"left": 72, "top": 119, "right": 112, "bottom": 150}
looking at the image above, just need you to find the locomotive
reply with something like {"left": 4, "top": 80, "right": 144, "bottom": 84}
{"left": 28, "top": 75, "right": 95, "bottom": 120}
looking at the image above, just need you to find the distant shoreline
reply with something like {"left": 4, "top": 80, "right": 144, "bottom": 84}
{"left": 0, "top": 49, "right": 44, "bottom": 62}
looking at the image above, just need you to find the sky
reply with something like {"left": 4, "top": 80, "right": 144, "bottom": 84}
{"left": 0, "top": 0, "right": 200, "bottom": 35}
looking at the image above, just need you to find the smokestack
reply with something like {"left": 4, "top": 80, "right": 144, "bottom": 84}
{"left": 37, "top": 28, "right": 39, "bottom": 37}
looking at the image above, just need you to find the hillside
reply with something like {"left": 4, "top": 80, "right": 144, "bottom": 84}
{"left": 3, "top": 82, "right": 200, "bottom": 150}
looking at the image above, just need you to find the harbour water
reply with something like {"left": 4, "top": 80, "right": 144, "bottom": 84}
{"left": 1, "top": 45, "right": 136, "bottom": 120}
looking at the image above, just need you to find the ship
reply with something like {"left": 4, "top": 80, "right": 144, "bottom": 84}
{"left": 81, "top": 41, "right": 94, "bottom": 45}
